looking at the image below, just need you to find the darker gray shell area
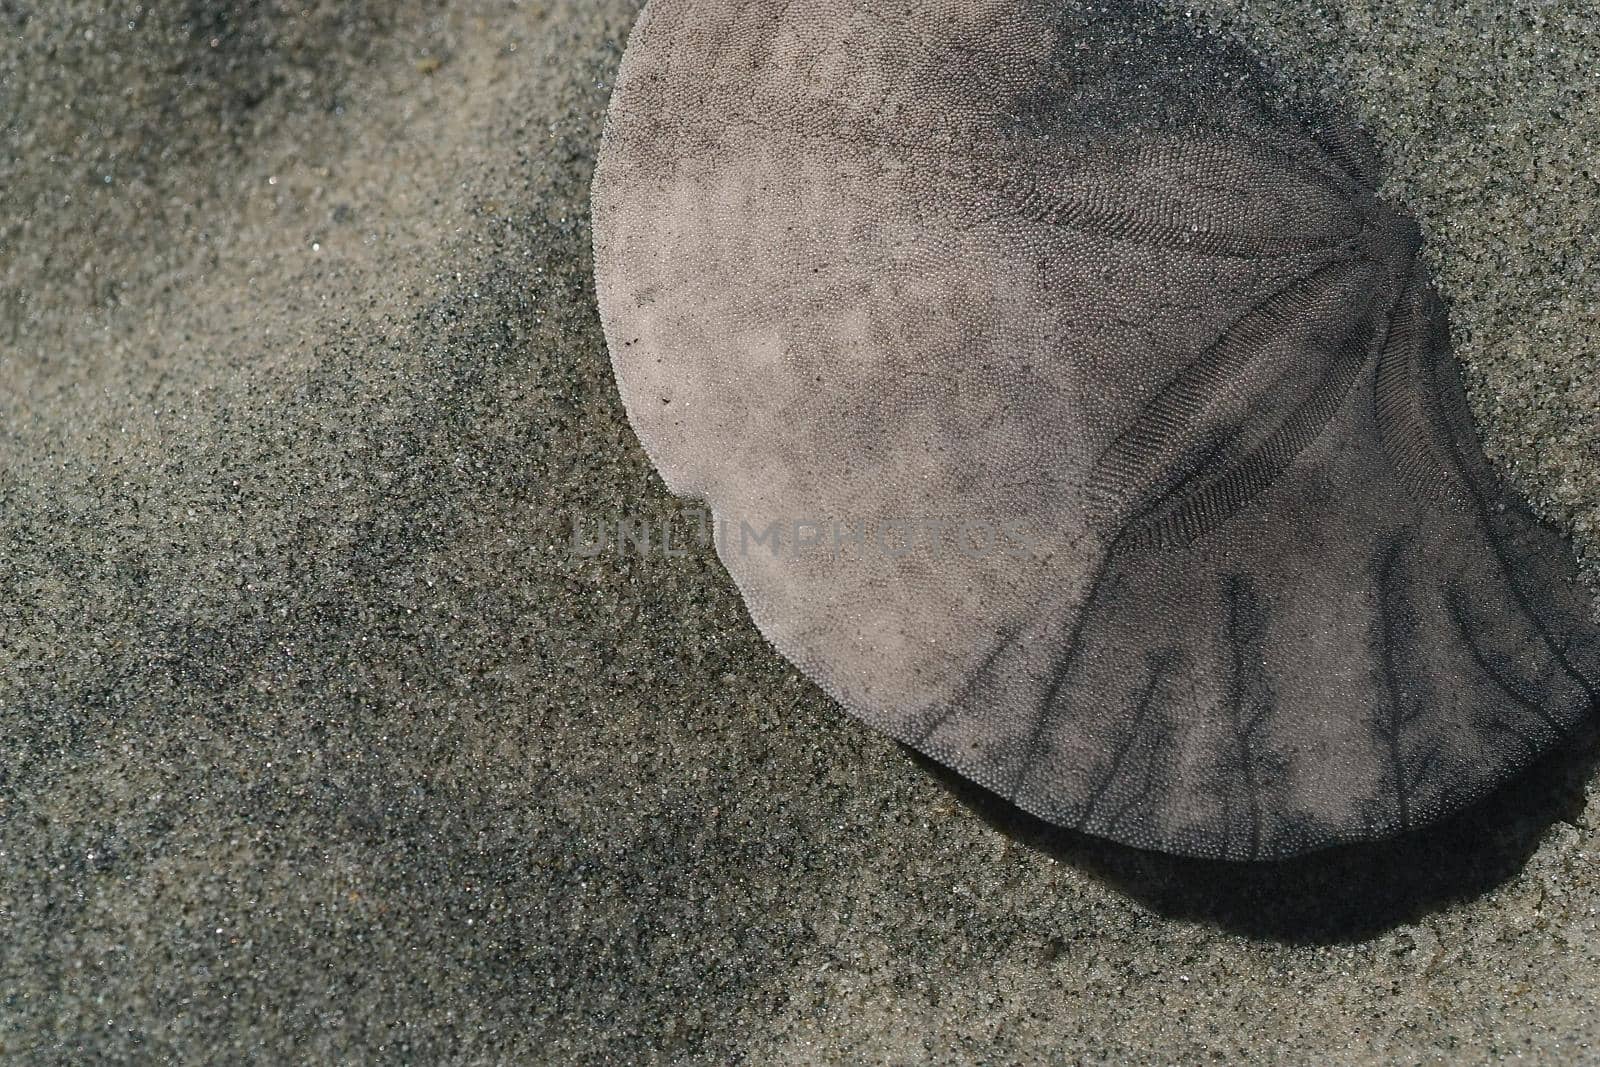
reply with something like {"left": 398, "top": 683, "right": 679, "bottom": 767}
{"left": 591, "top": 0, "right": 1600, "bottom": 859}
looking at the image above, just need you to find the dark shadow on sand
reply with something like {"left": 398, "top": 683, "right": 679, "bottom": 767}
{"left": 905, "top": 717, "right": 1599, "bottom": 944}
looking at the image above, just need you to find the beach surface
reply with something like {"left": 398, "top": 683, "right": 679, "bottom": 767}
{"left": 3, "top": 1, "right": 1598, "bottom": 1062}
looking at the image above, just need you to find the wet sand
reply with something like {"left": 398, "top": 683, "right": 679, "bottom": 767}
{"left": 3, "top": 1, "right": 1598, "bottom": 1062}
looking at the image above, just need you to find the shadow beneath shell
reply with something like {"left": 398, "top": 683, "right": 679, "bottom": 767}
{"left": 904, "top": 717, "right": 1600, "bottom": 944}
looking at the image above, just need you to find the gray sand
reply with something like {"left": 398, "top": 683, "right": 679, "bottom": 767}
{"left": 1, "top": 1, "right": 1597, "bottom": 1063}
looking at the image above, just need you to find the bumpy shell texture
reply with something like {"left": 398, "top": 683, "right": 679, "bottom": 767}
{"left": 591, "top": 0, "right": 1600, "bottom": 859}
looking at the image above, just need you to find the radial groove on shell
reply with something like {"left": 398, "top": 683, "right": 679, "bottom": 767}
{"left": 591, "top": 0, "right": 1600, "bottom": 859}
